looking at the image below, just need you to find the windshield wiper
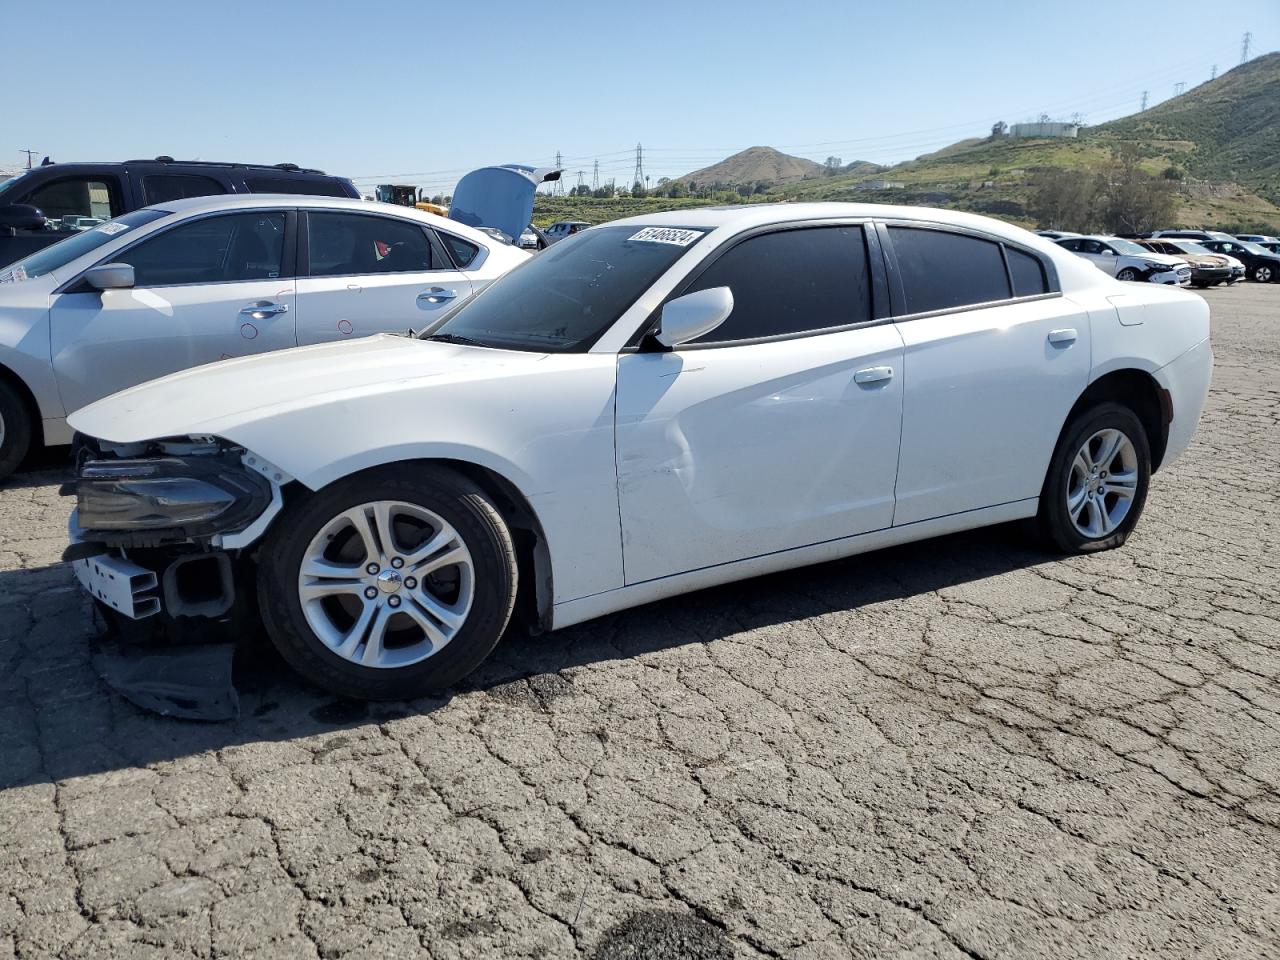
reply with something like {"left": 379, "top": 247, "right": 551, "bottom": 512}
{"left": 424, "top": 332, "right": 490, "bottom": 348}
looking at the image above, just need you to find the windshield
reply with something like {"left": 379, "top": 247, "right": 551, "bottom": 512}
{"left": 1238, "top": 241, "right": 1270, "bottom": 255}
{"left": 1108, "top": 238, "right": 1148, "bottom": 256}
{"left": 0, "top": 209, "right": 169, "bottom": 281}
{"left": 422, "top": 224, "right": 707, "bottom": 352}
{"left": 0, "top": 174, "right": 22, "bottom": 195}
{"left": 1171, "top": 241, "right": 1212, "bottom": 256}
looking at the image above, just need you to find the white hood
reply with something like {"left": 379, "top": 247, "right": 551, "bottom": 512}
{"left": 69, "top": 335, "right": 549, "bottom": 444}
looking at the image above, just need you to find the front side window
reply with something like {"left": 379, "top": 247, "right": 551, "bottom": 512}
{"left": 889, "top": 226, "right": 1010, "bottom": 315}
{"left": 113, "top": 211, "right": 287, "bottom": 286}
{"left": 682, "top": 226, "right": 872, "bottom": 343}
{"left": 425, "top": 223, "right": 704, "bottom": 352}
{"left": 2, "top": 209, "right": 168, "bottom": 282}
{"left": 143, "top": 174, "right": 226, "bottom": 204}
{"left": 307, "top": 213, "right": 446, "bottom": 276}
{"left": 22, "top": 176, "right": 123, "bottom": 234}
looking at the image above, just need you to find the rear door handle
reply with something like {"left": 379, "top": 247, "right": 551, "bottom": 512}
{"left": 1048, "top": 328, "right": 1078, "bottom": 345}
{"left": 854, "top": 366, "right": 894, "bottom": 385}
{"left": 239, "top": 301, "right": 289, "bottom": 319}
{"left": 417, "top": 287, "right": 457, "bottom": 305}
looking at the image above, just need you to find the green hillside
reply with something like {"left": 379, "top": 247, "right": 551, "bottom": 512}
{"left": 532, "top": 53, "right": 1280, "bottom": 231}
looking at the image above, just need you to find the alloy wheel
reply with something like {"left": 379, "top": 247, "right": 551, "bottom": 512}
{"left": 1257, "top": 265, "right": 1274, "bottom": 283}
{"left": 297, "top": 500, "right": 474, "bottom": 668}
{"left": 1066, "top": 428, "right": 1139, "bottom": 539}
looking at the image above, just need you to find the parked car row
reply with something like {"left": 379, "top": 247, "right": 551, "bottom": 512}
{"left": 1038, "top": 228, "right": 1280, "bottom": 284}
{"left": 57, "top": 204, "right": 1213, "bottom": 699}
{"left": 0, "top": 163, "right": 562, "bottom": 478}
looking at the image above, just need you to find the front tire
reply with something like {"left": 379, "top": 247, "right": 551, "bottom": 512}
{"left": 1252, "top": 264, "right": 1275, "bottom": 283}
{"left": 0, "top": 379, "right": 34, "bottom": 482}
{"left": 1116, "top": 267, "right": 1140, "bottom": 282}
{"left": 257, "top": 464, "right": 518, "bottom": 699}
{"left": 1038, "top": 402, "right": 1151, "bottom": 554}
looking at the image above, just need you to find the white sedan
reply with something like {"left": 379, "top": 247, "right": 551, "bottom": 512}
{"left": 1055, "top": 235, "right": 1191, "bottom": 285}
{"left": 67, "top": 204, "right": 1213, "bottom": 700}
{"left": 0, "top": 193, "right": 529, "bottom": 479}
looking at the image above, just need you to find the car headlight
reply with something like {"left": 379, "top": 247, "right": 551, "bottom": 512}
{"left": 77, "top": 455, "right": 271, "bottom": 538}
{"left": 1144, "top": 262, "right": 1169, "bottom": 272}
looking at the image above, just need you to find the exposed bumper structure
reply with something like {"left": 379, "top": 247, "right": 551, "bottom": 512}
{"left": 1153, "top": 336, "right": 1213, "bottom": 468}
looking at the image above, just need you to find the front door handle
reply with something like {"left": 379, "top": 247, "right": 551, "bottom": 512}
{"left": 417, "top": 287, "right": 457, "bottom": 305}
{"left": 240, "top": 301, "right": 289, "bottom": 319}
{"left": 854, "top": 366, "right": 894, "bottom": 385}
{"left": 1048, "top": 328, "right": 1078, "bottom": 345}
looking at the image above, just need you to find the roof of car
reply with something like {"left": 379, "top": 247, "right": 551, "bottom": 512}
{"left": 611, "top": 202, "right": 1045, "bottom": 241}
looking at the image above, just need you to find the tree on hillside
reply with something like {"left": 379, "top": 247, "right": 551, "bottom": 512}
{"left": 667, "top": 180, "right": 689, "bottom": 198}
{"left": 1029, "top": 168, "right": 1104, "bottom": 231}
{"left": 631, "top": 182, "right": 646, "bottom": 198}
{"left": 1101, "top": 145, "right": 1178, "bottom": 234}
{"left": 823, "top": 156, "right": 843, "bottom": 176}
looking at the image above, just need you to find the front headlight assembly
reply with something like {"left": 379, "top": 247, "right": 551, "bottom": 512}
{"left": 77, "top": 454, "right": 271, "bottom": 541}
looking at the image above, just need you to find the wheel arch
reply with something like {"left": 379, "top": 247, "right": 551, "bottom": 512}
{"left": 0, "top": 359, "right": 45, "bottom": 451}
{"left": 1061, "top": 369, "right": 1169, "bottom": 472}
{"left": 280, "top": 456, "right": 556, "bottom": 634}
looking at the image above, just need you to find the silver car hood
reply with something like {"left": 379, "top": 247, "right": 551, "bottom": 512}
{"left": 449, "top": 165, "right": 561, "bottom": 244}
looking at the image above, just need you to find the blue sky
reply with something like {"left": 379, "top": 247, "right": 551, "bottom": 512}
{"left": 4, "top": 0, "right": 1276, "bottom": 194}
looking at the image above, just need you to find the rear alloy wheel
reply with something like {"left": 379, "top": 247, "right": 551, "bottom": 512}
{"left": 258, "top": 465, "right": 517, "bottom": 699}
{"left": 0, "top": 379, "right": 34, "bottom": 482}
{"left": 1038, "top": 402, "right": 1151, "bottom": 553}
{"left": 1252, "top": 264, "right": 1275, "bottom": 283}
{"left": 1115, "top": 267, "right": 1140, "bottom": 282}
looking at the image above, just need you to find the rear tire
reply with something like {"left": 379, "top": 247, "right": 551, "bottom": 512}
{"left": 257, "top": 464, "right": 518, "bottom": 699}
{"left": 1037, "top": 402, "right": 1151, "bottom": 554}
{"left": 1251, "top": 264, "right": 1275, "bottom": 283}
{"left": 0, "top": 379, "right": 33, "bottom": 482}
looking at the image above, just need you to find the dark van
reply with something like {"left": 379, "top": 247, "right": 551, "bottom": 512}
{"left": 0, "top": 157, "right": 358, "bottom": 267}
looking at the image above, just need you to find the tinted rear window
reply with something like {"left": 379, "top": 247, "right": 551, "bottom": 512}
{"left": 245, "top": 177, "right": 351, "bottom": 197}
{"left": 143, "top": 174, "right": 227, "bottom": 204}
{"left": 439, "top": 232, "right": 480, "bottom": 267}
{"left": 889, "top": 227, "right": 1011, "bottom": 314}
{"left": 1006, "top": 247, "right": 1048, "bottom": 297}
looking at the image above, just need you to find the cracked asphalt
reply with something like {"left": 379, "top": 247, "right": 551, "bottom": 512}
{"left": 2, "top": 283, "right": 1278, "bottom": 960}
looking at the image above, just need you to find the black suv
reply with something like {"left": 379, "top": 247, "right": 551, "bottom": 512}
{"left": 0, "top": 158, "right": 358, "bottom": 267}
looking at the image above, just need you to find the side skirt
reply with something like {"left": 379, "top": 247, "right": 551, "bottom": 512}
{"left": 550, "top": 498, "right": 1039, "bottom": 630}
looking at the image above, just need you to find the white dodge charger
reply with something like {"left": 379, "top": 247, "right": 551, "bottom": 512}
{"left": 66, "top": 204, "right": 1213, "bottom": 699}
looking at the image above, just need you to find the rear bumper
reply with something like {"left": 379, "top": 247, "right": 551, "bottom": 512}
{"left": 1153, "top": 337, "right": 1212, "bottom": 469}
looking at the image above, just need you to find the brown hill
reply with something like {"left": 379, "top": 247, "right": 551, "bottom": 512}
{"left": 676, "top": 146, "right": 824, "bottom": 186}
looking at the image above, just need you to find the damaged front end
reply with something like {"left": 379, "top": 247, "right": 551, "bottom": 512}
{"left": 66, "top": 435, "right": 290, "bottom": 719}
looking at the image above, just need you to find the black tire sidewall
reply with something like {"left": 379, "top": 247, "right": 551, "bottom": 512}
{"left": 257, "top": 464, "right": 518, "bottom": 699}
{"left": 1117, "top": 268, "right": 1138, "bottom": 282}
{"left": 0, "top": 380, "right": 33, "bottom": 481}
{"left": 1039, "top": 402, "right": 1151, "bottom": 554}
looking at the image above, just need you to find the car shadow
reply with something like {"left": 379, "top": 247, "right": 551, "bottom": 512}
{"left": 0, "top": 520, "right": 1056, "bottom": 791}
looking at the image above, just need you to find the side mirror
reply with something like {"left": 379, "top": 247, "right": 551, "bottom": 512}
{"left": 0, "top": 204, "right": 47, "bottom": 231}
{"left": 83, "top": 263, "right": 135, "bottom": 291}
{"left": 655, "top": 286, "right": 734, "bottom": 348}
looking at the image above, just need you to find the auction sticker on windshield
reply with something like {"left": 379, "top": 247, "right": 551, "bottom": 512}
{"left": 0, "top": 266, "right": 27, "bottom": 284}
{"left": 97, "top": 222, "right": 130, "bottom": 236}
{"left": 628, "top": 227, "right": 704, "bottom": 246}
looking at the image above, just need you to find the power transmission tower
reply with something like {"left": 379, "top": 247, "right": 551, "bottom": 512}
{"left": 592, "top": 160, "right": 599, "bottom": 191}
{"left": 1173, "top": 81, "right": 1186, "bottom": 97}
{"left": 553, "top": 151, "right": 564, "bottom": 195}
{"left": 575, "top": 170, "right": 585, "bottom": 193}
{"left": 1241, "top": 31, "right": 1251, "bottom": 63}
{"left": 1210, "top": 63, "right": 1217, "bottom": 81}
{"left": 632, "top": 143, "right": 645, "bottom": 190}
{"left": 1140, "top": 90, "right": 1149, "bottom": 112}
{"left": 19, "top": 149, "right": 37, "bottom": 169}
